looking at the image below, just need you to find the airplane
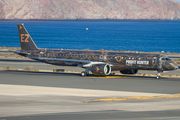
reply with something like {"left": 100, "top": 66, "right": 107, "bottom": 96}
{"left": 14, "top": 23, "right": 178, "bottom": 79}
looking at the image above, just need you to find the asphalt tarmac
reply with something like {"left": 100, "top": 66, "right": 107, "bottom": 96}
{"left": 1, "top": 70, "right": 180, "bottom": 94}
{"left": 0, "top": 58, "right": 180, "bottom": 120}
{"left": 0, "top": 70, "right": 180, "bottom": 120}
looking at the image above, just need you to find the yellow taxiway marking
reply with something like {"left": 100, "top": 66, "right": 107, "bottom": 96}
{"left": 82, "top": 93, "right": 180, "bottom": 103}
{"left": 91, "top": 94, "right": 180, "bottom": 102}
{"left": 87, "top": 76, "right": 128, "bottom": 78}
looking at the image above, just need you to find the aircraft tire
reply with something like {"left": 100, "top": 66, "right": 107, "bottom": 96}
{"left": 81, "top": 71, "right": 87, "bottom": 77}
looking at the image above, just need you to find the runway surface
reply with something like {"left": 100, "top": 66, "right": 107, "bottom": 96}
{"left": 1, "top": 70, "right": 180, "bottom": 93}
{"left": 0, "top": 70, "right": 180, "bottom": 120}
{"left": 1, "top": 57, "right": 180, "bottom": 119}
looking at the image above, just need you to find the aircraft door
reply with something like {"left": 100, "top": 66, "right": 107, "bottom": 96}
{"left": 152, "top": 57, "right": 157, "bottom": 65}
{"left": 100, "top": 53, "right": 107, "bottom": 61}
{"left": 39, "top": 52, "right": 43, "bottom": 57}
{"left": 39, "top": 49, "right": 47, "bottom": 58}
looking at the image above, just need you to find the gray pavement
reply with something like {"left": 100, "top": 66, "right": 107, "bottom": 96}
{"left": 0, "top": 70, "right": 180, "bottom": 94}
{"left": 2, "top": 110, "right": 180, "bottom": 120}
{"left": 0, "top": 70, "right": 180, "bottom": 119}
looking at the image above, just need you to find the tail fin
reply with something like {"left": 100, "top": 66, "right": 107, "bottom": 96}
{"left": 17, "top": 24, "right": 38, "bottom": 51}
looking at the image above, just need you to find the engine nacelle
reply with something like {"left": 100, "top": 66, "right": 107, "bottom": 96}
{"left": 90, "top": 64, "right": 111, "bottom": 76}
{"left": 120, "top": 69, "right": 138, "bottom": 74}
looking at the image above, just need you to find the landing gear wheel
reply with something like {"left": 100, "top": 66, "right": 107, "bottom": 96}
{"left": 156, "top": 72, "right": 161, "bottom": 79}
{"left": 81, "top": 71, "right": 87, "bottom": 77}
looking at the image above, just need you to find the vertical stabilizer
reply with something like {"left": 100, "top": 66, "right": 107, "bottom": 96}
{"left": 17, "top": 24, "right": 38, "bottom": 51}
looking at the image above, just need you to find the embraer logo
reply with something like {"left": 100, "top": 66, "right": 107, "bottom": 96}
{"left": 21, "top": 34, "right": 29, "bottom": 42}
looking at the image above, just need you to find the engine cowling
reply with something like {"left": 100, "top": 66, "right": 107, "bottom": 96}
{"left": 89, "top": 64, "right": 111, "bottom": 76}
{"left": 120, "top": 69, "right": 138, "bottom": 74}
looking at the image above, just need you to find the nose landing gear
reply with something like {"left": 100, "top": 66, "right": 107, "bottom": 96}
{"left": 156, "top": 59, "right": 163, "bottom": 79}
{"left": 156, "top": 72, "right": 161, "bottom": 79}
{"left": 157, "top": 70, "right": 163, "bottom": 79}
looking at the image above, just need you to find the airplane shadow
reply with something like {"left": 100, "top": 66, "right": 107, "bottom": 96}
{"left": 1, "top": 70, "right": 171, "bottom": 80}
{"left": 0, "top": 58, "right": 39, "bottom": 63}
{"left": 2, "top": 70, "right": 81, "bottom": 77}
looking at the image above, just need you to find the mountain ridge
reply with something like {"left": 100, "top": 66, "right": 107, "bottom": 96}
{"left": 0, "top": 0, "right": 180, "bottom": 20}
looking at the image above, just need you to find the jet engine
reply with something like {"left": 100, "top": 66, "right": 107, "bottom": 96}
{"left": 120, "top": 69, "right": 138, "bottom": 74}
{"left": 89, "top": 64, "right": 111, "bottom": 76}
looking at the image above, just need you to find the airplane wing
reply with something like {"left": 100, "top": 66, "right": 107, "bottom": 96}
{"left": 34, "top": 57, "right": 108, "bottom": 67}
{"left": 13, "top": 50, "right": 111, "bottom": 67}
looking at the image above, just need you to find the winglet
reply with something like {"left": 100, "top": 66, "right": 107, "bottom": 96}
{"left": 17, "top": 24, "right": 38, "bottom": 51}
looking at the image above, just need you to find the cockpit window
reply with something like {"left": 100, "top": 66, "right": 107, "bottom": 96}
{"left": 162, "top": 57, "right": 171, "bottom": 61}
{"left": 165, "top": 58, "right": 171, "bottom": 61}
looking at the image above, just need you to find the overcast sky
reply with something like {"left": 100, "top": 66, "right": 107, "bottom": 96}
{"left": 175, "top": 0, "right": 180, "bottom": 1}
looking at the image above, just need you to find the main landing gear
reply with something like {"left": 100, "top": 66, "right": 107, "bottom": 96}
{"left": 81, "top": 68, "right": 89, "bottom": 77}
{"left": 81, "top": 71, "right": 89, "bottom": 77}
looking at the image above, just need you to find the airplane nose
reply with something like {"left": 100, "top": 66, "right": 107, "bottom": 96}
{"left": 169, "top": 62, "right": 178, "bottom": 70}
{"left": 175, "top": 65, "right": 179, "bottom": 69}
{"left": 175, "top": 66, "right": 178, "bottom": 69}
{"left": 173, "top": 64, "right": 178, "bottom": 70}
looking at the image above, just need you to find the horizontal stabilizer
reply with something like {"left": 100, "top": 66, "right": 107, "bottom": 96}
{"left": 13, "top": 50, "right": 30, "bottom": 57}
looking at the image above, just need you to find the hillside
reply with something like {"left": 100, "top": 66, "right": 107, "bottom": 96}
{"left": 0, "top": 0, "right": 180, "bottom": 20}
